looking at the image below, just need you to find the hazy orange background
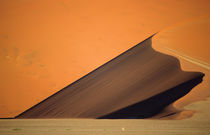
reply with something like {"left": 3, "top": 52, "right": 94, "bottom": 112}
{"left": 0, "top": 0, "right": 210, "bottom": 117}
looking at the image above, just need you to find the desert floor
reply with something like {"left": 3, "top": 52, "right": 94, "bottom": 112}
{"left": 1, "top": 99, "right": 210, "bottom": 135}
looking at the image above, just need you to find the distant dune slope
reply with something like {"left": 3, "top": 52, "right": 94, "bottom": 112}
{"left": 16, "top": 36, "right": 204, "bottom": 119}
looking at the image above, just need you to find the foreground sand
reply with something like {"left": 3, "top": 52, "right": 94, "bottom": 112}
{"left": 1, "top": 99, "right": 210, "bottom": 135}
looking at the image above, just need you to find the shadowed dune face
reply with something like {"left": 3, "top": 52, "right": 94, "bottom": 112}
{"left": 16, "top": 37, "right": 204, "bottom": 119}
{"left": 99, "top": 76, "right": 203, "bottom": 119}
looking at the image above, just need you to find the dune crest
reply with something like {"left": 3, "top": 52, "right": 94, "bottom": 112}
{"left": 152, "top": 15, "right": 210, "bottom": 119}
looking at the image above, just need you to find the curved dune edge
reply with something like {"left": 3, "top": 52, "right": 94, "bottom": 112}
{"left": 152, "top": 15, "right": 210, "bottom": 119}
{"left": 14, "top": 35, "right": 204, "bottom": 119}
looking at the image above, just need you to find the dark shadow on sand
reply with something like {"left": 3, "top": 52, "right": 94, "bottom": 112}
{"left": 99, "top": 74, "right": 204, "bottom": 119}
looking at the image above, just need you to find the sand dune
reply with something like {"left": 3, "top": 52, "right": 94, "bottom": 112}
{"left": 16, "top": 36, "right": 204, "bottom": 119}
{"left": 17, "top": 16, "right": 210, "bottom": 118}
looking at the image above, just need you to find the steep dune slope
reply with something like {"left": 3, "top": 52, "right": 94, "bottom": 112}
{"left": 16, "top": 36, "right": 204, "bottom": 119}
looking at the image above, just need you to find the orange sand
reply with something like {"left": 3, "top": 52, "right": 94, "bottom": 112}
{"left": 0, "top": 0, "right": 210, "bottom": 117}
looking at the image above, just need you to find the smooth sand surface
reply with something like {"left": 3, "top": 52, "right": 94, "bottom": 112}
{"left": 1, "top": 99, "right": 210, "bottom": 135}
{"left": 1, "top": 0, "right": 210, "bottom": 118}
